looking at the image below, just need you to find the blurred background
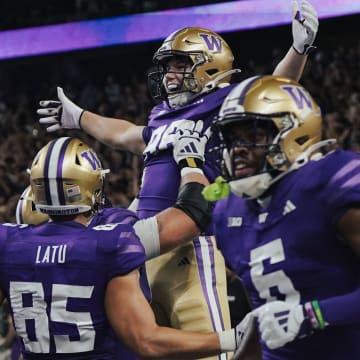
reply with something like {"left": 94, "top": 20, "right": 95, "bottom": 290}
{"left": 0, "top": 0, "right": 359, "bottom": 223}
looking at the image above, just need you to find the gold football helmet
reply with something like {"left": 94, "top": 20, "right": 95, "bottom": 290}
{"left": 16, "top": 186, "right": 49, "bottom": 225}
{"left": 214, "top": 75, "right": 331, "bottom": 198}
{"left": 149, "top": 27, "right": 239, "bottom": 105}
{"left": 30, "top": 137, "right": 108, "bottom": 215}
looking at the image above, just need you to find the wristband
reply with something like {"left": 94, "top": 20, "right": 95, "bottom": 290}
{"left": 180, "top": 167, "right": 204, "bottom": 177}
{"left": 218, "top": 329, "right": 236, "bottom": 352}
{"left": 174, "top": 182, "right": 212, "bottom": 231}
{"left": 178, "top": 158, "right": 203, "bottom": 170}
{"left": 292, "top": 44, "right": 317, "bottom": 55}
{"left": 304, "top": 300, "right": 327, "bottom": 330}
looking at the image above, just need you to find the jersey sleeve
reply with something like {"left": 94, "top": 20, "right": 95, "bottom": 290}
{"left": 212, "top": 197, "right": 237, "bottom": 272}
{"left": 95, "top": 208, "right": 139, "bottom": 227}
{"left": 320, "top": 151, "right": 360, "bottom": 225}
{"left": 96, "top": 223, "right": 147, "bottom": 280}
{"left": 0, "top": 224, "right": 8, "bottom": 253}
{"left": 142, "top": 126, "right": 152, "bottom": 145}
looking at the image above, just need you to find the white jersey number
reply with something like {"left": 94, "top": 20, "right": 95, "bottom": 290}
{"left": 144, "top": 119, "right": 195, "bottom": 157}
{"left": 250, "top": 238, "right": 300, "bottom": 305}
{"left": 10, "top": 282, "right": 95, "bottom": 353}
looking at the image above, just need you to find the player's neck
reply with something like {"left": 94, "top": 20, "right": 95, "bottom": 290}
{"left": 74, "top": 213, "right": 92, "bottom": 226}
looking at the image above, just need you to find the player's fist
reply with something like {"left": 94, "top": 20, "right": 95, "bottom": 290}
{"left": 173, "top": 120, "right": 211, "bottom": 169}
{"left": 37, "top": 87, "right": 84, "bottom": 132}
{"left": 292, "top": 0, "right": 318, "bottom": 54}
{"left": 253, "top": 301, "right": 307, "bottom": 349}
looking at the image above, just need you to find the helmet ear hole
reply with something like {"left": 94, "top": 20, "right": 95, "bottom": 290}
{"left": 206, "top": 69, "right": 218, "bottom": 76}
{"left": 75, "top": 154, "right": 81, "bottom": 165}
{"left": 295, "top": 135, "right": 309, "bottom": 146}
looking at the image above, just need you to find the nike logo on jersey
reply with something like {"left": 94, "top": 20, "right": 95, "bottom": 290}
{"left": 227, "top": 217, "right": 242, "bottom": 227}
{"left": 283, "top": 200, "right": 296, "bottom": 215}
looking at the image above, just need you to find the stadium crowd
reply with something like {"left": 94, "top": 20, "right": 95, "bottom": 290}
{"left": 0, "top": 38, "right": 359, "bottom": 224}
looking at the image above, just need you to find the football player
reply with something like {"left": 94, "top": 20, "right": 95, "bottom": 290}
{"left": 210, "top": 75, "right": 360, "bottom": 360}
{"left": 37, "top": 2, "right": 319, "bottom": 359}
{"left": 0, "top": 134, "right": 258, "bottom": 359}
{"left": 16, "top": 186, "right": 49, "bottom": 225}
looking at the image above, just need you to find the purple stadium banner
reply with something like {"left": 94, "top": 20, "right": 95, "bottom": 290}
{"left": 0, "top": 0, "right": 359, "bottom": 60}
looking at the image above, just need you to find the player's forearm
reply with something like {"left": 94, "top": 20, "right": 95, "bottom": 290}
{"left": 272, "top": 47, "right": 307, "bottom": 82}
{"left": 156, "top": 207, "right": 201, "bottom": 254}
{"left": 136, "top": 327, "right": 224, "bottom": 359}
{"left": 80, "top": 111, "right": 145, "bottom": 153}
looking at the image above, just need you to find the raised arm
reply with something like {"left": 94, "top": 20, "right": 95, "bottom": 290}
{"left": 272, "top": 0, "right": 318, "bottom": 81}
{"left": 37, "top": 87, "right": 145, "bottom": 154}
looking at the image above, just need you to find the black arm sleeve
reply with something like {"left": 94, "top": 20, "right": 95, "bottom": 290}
{"left": 174, "top": 182, "right": 213, "bottom": 232}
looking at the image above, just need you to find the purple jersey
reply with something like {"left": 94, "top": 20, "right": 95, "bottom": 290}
{"left": 213, "top": 150, "right": 360, "bottom": 360}
{"left": 89, "top": 208, "right": 151, "bottom": 302}
{"left": 0, "top": 209, "right": 147, "bottom": 360}
{"left": 139, "top": 85, "right": 236, "bottom": 223}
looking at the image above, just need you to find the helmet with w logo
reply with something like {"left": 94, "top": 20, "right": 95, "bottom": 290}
{"left": 214, "top": 75, "right": 327, "bottom": 199}
{"left": 149, "top": 27, "right": 239, "bottom": 103}
{"left": 30, "top": 137, "right": 109, "bottom": 216}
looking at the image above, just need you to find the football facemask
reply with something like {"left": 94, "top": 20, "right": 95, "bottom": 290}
{"left": 148, "top": 27, "right": 240, "bottom": 107}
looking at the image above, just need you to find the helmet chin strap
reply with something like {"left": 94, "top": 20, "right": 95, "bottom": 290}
{"left": 167, "top": 68, "right": 241, "bottom": 108}
{"left": 168, "top": 91, "right": 194, "bottom": 108}
{"left": 229, "top": 138, "right": 337, "bottom": 200}
{"left": 229, "top": 172, "right": 273, "bottom": 200}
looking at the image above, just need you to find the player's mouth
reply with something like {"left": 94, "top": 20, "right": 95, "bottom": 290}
{"left": 233, "top": 160, "right": 255, "bottom": 178}
{"left": 166, "top": 83, "right": 180, "bottom": 93}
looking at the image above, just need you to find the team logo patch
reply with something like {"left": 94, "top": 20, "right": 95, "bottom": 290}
{"left": 199, "top": 33, "right": 222, "bottom": 53}
{"left": 281, "top": 85, "right": 313, "bottom": 111}
{"left": 227, "top": 217, "right": 242, "bottom": 227}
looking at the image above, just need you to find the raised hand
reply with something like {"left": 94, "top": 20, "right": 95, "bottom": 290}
{"left": 37, "top": 87, "right": 84, "bottom": 132}
{"left": 292, "top": 0, "right": 319, "bottom": 54}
